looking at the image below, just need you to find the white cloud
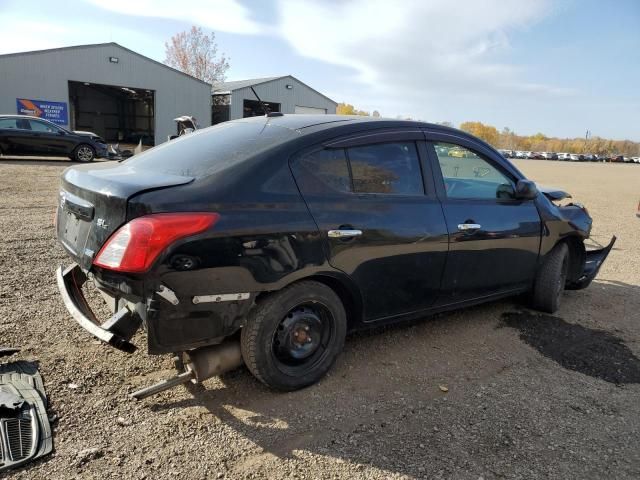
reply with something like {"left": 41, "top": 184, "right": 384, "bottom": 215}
{"left": 274, "top": 0, "right": 572, "bottom": 116}
{"left": 86, "top": 0, "right": 265, "bottom": 35}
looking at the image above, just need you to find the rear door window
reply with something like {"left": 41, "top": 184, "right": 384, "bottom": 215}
{"left": 292, "top": 148, "right": 351, "bottom": 194}
{"left": 347, "top": 142, "right": 423, "bottom": 195}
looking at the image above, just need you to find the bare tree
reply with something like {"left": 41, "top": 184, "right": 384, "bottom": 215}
{"left": 165, "top": 26, "right": 230, "bottom": 86}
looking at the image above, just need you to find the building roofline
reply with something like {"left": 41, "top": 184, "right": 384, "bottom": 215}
{"left": 214, "top": 75, "right": 338, "bottom": 106}
{"left": 0, "top": 42, "right": 212, "bottom": 87}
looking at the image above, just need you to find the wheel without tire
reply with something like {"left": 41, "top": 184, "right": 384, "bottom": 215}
{"left": 241, "top": 281, "right": 347, "bottom": 391}
{"left": 531, "top": 242, "right": 569, "bottom": 313}
{"left": 73, "top": 144, "right": 95, "bottom": 162}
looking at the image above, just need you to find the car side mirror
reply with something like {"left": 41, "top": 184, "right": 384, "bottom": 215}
{"left": 515, "top": 179, "right": 538, "bottom": 200}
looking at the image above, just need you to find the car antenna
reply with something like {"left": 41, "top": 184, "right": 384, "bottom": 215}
{"left": 250, "top": 86, "right": 283, "bottom": 118}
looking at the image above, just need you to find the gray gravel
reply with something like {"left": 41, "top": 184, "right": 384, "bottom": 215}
{"left": 0, "top": 157, "right": 639, "bottom": 479}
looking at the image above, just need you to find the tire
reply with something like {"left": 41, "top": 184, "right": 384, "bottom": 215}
{"left": 73, "top": 144, "right": 95, "bottom": 162}
{"left": 531, "top": 242, "right": 569, "bottom": 313}
{"left": 241, "top": 281, "right": 347, "bottom": 391}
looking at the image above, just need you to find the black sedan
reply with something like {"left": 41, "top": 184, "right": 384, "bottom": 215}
{"left": 0, "top": 115, "right": 107, "bottom": 162}
{"left": 55, "top": 115, "right": 615, "bottom": 395}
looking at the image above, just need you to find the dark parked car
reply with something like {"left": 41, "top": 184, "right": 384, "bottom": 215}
{"left": 55, "top": 115, "right": 615, "bottom": 393}
{"left": 0, "top": 115, "right": 107, "bottom": 162}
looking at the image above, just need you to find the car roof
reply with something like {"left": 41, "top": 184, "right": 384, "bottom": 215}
{"left": 232, "top": 114, "right": 449, "bottom": 133}
{"left": 0, "top": 114, "right": 52, "bottom": 121}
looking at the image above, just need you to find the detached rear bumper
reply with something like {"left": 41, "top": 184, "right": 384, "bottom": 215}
{"left": 567, "top": 236, "right": 616, "bottom": 290}
{"left": 56, "top": 264, "right": 141, "bottom": 353}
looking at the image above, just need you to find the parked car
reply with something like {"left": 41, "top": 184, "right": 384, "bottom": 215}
{"left": 528, "top": 152, "right": 544, "bottom": 159}
{"left": 542, "top": 152, "right": 558, "bottom": 160}
{"left": 497, "top": 149, "right": 514, "bottom": 158}
{"left": 557, "top": 153, "right": 571, "bottom": 161}
{"left": 609, "top": 155, "right": 624, "bottom": 163}
{"left": 631, "top": 157, "right": 640, "bottom": 164}
{"left": 55, "top": 115, "right": 615, "bottom": 393}
{"left": 0, "top": 115, "right": 107, "bottom": 162}
{"left": 518, "top": 151, "right": 532, "bottom": 159}
{"left": 569, "top": 153, "right": 583, "bottom": 161}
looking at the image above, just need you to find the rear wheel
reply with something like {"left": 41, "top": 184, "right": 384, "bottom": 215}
{"left": 73, "top": 144, "right": 95, "bottom": 162}
{"left": 531, "top": 242, "right": 569, "bottom": 313}
{"left": 241, "top": 281, "right": 347, "bottom": 391}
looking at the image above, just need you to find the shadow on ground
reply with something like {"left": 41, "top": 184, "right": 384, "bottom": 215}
{"left": 139, "top": 279, "right": 640, "bottom": 478}
{"left": 501, "top": 311, "right": 640, "bottom": 384}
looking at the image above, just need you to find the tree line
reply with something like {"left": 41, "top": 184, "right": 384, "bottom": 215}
{"left": 457, "top": 121, "right": 639, "bottom": 156}
{"left": 336, "top": 104, "right": 638, "bottom": 156}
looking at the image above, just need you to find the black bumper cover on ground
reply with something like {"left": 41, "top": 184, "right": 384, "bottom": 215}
{"left": 56, "top": 264, "right": 140, "bottom": 353}
{"left": 567, "top": 236, "right": 617, "bottom": 290}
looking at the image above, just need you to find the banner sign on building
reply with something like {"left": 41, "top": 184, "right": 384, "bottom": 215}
{"left": 16, "top": 98, "right": 69, "bottom": 125}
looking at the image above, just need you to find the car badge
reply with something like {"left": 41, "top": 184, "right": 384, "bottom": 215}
{"left": 96, "top": 218, "right": 109, "bottom": 229}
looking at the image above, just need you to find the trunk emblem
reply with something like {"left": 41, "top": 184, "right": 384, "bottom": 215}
{"left": 96, "top": 218, "right": 109, "bottom": 229}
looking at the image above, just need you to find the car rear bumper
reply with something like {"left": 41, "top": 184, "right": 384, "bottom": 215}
{"left": 566, "top": 236, "right": 616, "bottom": 290}
{"left": 57, "top": 263, "right": 255, "bottom": 355}
{"left": 56, "top": 264, "right": 141, "bottom": 353}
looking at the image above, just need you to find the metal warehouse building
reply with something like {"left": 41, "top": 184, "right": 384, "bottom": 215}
{"left": 0, "top": 43, "right": 212, "bottom": 146}
{"left": 212, "top": 76, "right": 337, "bottom": 124}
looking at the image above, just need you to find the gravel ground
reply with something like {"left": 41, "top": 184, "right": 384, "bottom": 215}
{"left": 0, "top": 157, "right": 639, "bottom": 480}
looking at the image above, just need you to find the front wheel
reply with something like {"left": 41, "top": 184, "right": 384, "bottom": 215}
{"left": 241, "top": 281, "right": 347, "bottom": 391}
{"left": 531, "top": 243, "right": 569, "bottom": 313}
{"left": 73, "top": 144, "right": 95, "bottom": 162}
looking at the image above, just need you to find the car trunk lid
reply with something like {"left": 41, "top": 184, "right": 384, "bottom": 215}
{"left": 56, "top": 162, "right": 194, "bottom": 271}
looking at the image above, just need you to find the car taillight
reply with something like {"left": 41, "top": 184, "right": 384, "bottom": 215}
{"left": 93, "top": 213, "right": 219, "bottom": 273}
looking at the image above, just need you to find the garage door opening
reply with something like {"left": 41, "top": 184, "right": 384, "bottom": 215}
{"left": 243, "top": 99, "right": 280, "bottom": 118}
{"left": 68, "top": 81, "right": 155, "bottom": 146}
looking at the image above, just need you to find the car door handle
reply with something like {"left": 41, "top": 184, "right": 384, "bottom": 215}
{"left": 457, "top": 223, "right": 481, "bottom": 231}
{"left": 328, "top": 229, "right": 363, "bottom": 238}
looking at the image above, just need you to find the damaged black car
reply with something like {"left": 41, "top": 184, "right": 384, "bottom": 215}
{"left": 55, "top": 115, "right": 615, "bottom": 396}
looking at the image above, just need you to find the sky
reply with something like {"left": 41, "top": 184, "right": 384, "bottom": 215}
{"left": 1, "top": 0, "right": 638, "bottom": 140}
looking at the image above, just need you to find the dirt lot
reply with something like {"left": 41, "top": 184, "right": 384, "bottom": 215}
{"left": 1, "top": 158, "right": 639, "bottom": 479}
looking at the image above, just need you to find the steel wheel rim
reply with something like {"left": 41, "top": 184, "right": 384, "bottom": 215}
{"left": 271, "top": 302, "right": 334, "bottom": 375}
{"left": 77, "top": 146, "right": 93, "bottom": 162}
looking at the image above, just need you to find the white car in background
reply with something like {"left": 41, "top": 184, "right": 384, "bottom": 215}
{"left": 557, "top": 153, "right": 571, "bottom": 160}
{"left": 569, "top": 154, "right": 583, "bottom": 161}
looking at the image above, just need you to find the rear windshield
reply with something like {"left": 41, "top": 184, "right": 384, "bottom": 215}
{"left": 124, "top": 121, "right": 295, "bottom": 177}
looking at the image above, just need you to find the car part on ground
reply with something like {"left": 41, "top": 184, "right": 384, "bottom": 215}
{"left": 0, "top": 361, "right": 52, "bottom": 473}
{"left": 0, "top": 347, "right": 20, "bottom": 358}
{"left": 54, "top": 114, "right": 616, "bottom": 394}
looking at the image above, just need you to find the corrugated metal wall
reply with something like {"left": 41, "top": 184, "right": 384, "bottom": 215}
{"left": 229, "top": 76, "right": 337, "bottom": 119}
{"left": 0, "top": 43, "right": 211, "bottom": 144}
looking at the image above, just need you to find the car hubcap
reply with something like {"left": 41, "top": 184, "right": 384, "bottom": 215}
{"left": 78, "top": 147, "right": 93, "bottom": 161}
{"left": 272, "top": 304, "right": 333, "bottom": 371}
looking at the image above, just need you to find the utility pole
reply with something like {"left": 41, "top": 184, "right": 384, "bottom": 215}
{"left": 585, "top": 129, "right": 591, "bottom": 153}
